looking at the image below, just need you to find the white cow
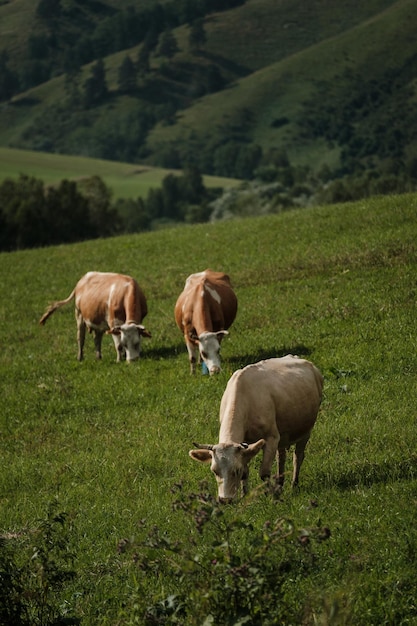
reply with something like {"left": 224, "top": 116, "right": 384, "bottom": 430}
{"left": 190, "top": 356, "right": 323, "bottom": 501}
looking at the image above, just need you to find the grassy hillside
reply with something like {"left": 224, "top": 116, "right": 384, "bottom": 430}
{"left": 1, "top": 193, "right": 417, "bottom": 623}
{"left": 0, "top": 0, "right": 167, "bottom": 71}
{"left": 0, "top": 0, "right": 393, "bottom": 75}
{"left": 148, "top": 0, "right": 417, "bottom": 170}
{"left": 1, "top": 0, "right": 414, "bottom": 181}
{"left": 0, "top": 146, "right": 240, "bottom": 200}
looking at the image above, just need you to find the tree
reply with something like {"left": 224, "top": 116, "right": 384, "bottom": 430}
{"left": 161, "top": 174, "right": 182, "bottom": 220}
{"left": 145, "top": 188, "right": 165, "bottom": 221}
{"left": 205, "top": 64, "right": 224, "bottom": 93}
{"left": 118, "top": 56, "right": 137, "bottom": 94}
{"left": 136, "top": 45, "right": 151, "bottom": 77}
{"left": 83, "top": 58, "right": 107, "bottom": 108}
{"left": 184, "top": 202, "right": 211, "bottom": 224}
{"left": 44, "top": 180, "right": 93, "bottom": 244}
{"left": 113, "top": 197, "right": 150, "bottom": 233}
{"left": 76, "top": 176, "right": 120, "bottom": 237}
{"left": 0, "top": 51, "right": 19, "bottom": 102}
{"left": 64, "top": 69, "right": 82, "bottom": 109}
{"left": 213, "top": 142, "right": 241, "bottom": 178}
{"left": 36, "top": 0, "right": 61, "bottom": 21}
{"left": 181, "top": 164, "right": 206, "bottom": 203}
{"left": 2, "top": 175, "right": 47, "bottom": 249}
{"left": 235, "top": 143, "right": 263, "bottom": 179}
{"left": 19, "top": 59, "right": 50, "bottom": 91}
{"left": 188, "top": 19, "right": 206, "bottom": 53}
{"left": 178, "top": 0, "right": 206, "bottom": 24}
{"left": 28, "top": 34, "right": 50, "bottom": 60}
{"left": 157, "top": 29, "right": 178, "bottom": 59}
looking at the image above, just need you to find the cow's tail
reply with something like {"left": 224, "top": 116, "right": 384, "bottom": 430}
{"left": 39, "top": 289, "right": 76, "bottom": 325}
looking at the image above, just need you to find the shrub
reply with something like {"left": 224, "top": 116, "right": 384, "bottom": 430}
{"left": 116, "top": 481, "right": 331, "bottom": 625}
{"left": 0, "top": 500, "right": 79, "bottom": 625}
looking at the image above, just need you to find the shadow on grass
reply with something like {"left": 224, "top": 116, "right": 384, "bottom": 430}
{"left": 142, "top": 343, "right": 313, "bottom": 367}
{"left": 143, "top": 341, "right": 184, "bottom": 360}
{"left": 227, "top": 344, "right": 313, "bottom": 369}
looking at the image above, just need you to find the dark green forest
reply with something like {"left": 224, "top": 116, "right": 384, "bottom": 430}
{"left": 0, "top": 166, "right": 219, "bottom": 252}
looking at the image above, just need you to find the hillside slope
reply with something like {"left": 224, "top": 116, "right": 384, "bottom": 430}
{"left": 1, "top": 0, "right": 416, "bottom": 183}
{"left": 147, "top": 0, "right": 417, "bottom": 171}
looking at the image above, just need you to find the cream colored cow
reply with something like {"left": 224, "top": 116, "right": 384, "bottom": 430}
{"left": 190, "top": 356, "right": 323, "bottom": 501}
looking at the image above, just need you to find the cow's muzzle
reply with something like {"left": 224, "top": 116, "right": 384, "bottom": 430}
{"left": 209, "top": 366, "right": 221, "bottom": 375}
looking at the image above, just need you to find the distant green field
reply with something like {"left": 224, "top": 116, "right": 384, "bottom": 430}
{"left": 0, "top": 147, "right": 240, "bottom": 200}
{"left": 1, "top": 192, "right": 417, "bottom": 624}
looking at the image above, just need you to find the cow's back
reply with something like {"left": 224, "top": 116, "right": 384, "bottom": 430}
{"left": 175, "top": 269, "right": 237, "bottom": 332}
{"left": 220, "top": 356, "right": 323, "bottom": 444}
{"left": 75, "top": 272, "right": 146, "bottom": 325}
{"left": 207, "top": 272, "right": 237, "bottom": 330}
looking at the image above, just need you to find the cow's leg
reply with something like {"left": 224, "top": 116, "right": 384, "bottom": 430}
{"left": 109, "top": 333, "right": 124, "bottom": 362}
{"left": 277, "top": 447, "right": 287, "bottom": 487}
{"left": 292, "top": 433, "right": 310, "bottom": 487}
{"left": 241, "top": 467, "right": 250, "bottom": 496}
{"left": 185, "top": 337, "right": 198, "bottom": 374}
{"left": 259, "top": 437, "right": 278, "bottom": 481}
{"left": 94, "top": 330, "right": 104, "bottom": 360}
{"left": 76, "top": 311, "right": 86, "bottom": 361}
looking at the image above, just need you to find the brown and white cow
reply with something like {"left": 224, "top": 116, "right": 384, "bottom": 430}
{"left": 174, "top": 269, "right": 238, "bottom": 375}
{"left": 39, "top": 271, "right": 151, "bottom": 362}
{"left": 190, "top": 355, "right": 323, "bottom": 501}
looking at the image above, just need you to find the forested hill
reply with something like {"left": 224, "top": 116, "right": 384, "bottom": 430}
{"left": 1, "top": 0, "right": 417, "bottom": 200}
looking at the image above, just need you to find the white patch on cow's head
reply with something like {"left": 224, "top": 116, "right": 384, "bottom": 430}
{"left": 196, "top": 331, "right": 229, "bottom": 375}
{"left": 189, "top": 440, "right": 265, "bottom": 501}
{"left": 108, "top": 323, "right": 151, "bottom": 362}
{"left": 205, "top": 284, "right": 221, "bottom": 304}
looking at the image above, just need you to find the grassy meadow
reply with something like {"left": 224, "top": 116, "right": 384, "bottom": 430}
{"left": 1, "top": 193, "right": 417, "bottom": 624}
{"left": 0, "top": 147, "right": 240, "bottom": 200}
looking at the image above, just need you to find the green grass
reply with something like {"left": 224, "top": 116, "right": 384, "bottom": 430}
{"left": 1, "top": 193, "right": 417, "bottom": 623}
{"left": 0, "top": 146, "right": 240, "bottom": 200}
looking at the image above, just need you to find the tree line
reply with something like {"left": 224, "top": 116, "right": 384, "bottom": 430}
{"left": 0, "top": 166, "right": 220, "bottom": 252}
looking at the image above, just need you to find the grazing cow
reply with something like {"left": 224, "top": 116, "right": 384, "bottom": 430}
{"left": 174, "top": 269, "right": 238, "bottom": 375}
{"left": 39, "top": 271, "right": 151, "bottom": 362}
{"left": 189, "top": 355, "right": 323, "bottom": 502}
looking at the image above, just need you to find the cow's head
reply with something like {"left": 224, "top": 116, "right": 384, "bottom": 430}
{"left": 190, "top": 330, "right": 229, "bottom": 375}
{"left": 189, "top": 439, "right": 265, "bottom": 502}
{"left": 108, "top": 323, "right": 151, "bottom": 362}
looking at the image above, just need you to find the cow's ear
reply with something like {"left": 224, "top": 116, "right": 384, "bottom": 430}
{"left": 138, "top": 325, "right": 152, "bottom": 338}
{"left": 216, "top": 330, "right": 229, "bottom": 341}
{"left": 189, "top": 449, "right": 212, "bottom": 463}
{"left": 189, "top": 331, "right": 199, "bottom": 342}
{"left": 107, "top": 327, "right": 121, "bottom": 336}
{"left": 241, "top": 439, "right": 265, "bottom": 461}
